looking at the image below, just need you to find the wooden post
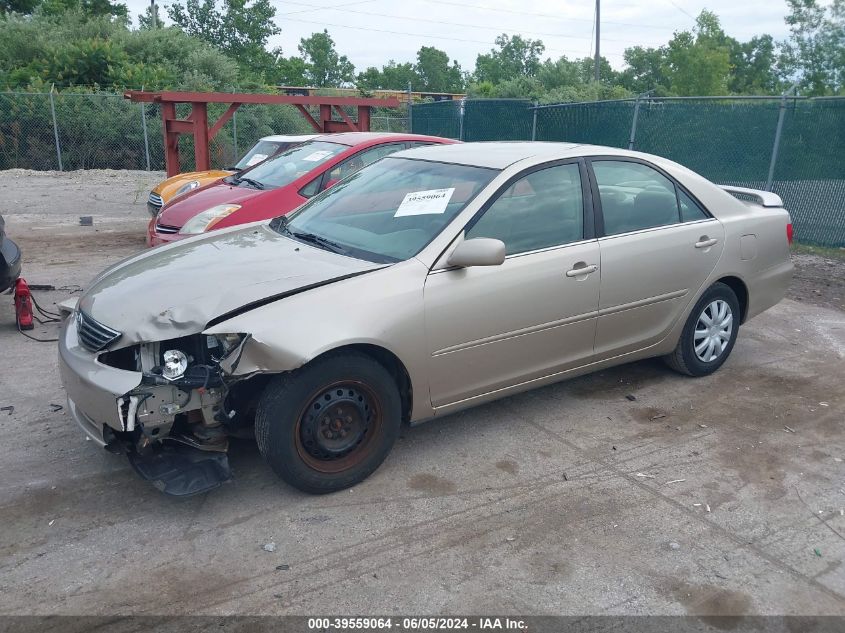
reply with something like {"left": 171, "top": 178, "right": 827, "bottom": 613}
{"left": 161, "top": 101, "right": 179, "bottom": 177}
{"left": 191, "top": 102, "right": 210, "bottom": 172}
{"left": 357, "top": 106, "right": 370, "bottom": 132}
{"left": 319, "top": 104, "right": 332, "bottom": 133}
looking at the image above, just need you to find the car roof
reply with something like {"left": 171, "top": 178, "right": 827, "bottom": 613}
{"left": 314, "top": 132, "right": 455, "bottom": 147}
{"left": 391, "top": 141, "right": 595, "bottom": 169}
{"left": 259, "top": 134, "right": 321, "bottom": 143}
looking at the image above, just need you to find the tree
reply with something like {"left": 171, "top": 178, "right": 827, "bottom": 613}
{"left": 298, "top": 30, "right": 354, "bottom": 87}
{"left": 271, "top": 53, "right": 308, "bottom": 86}
{"left": 34, "top": 0, "right": 128, "bottom": 18}
{"left": 619, "top": 46, "right": 670, "bottom": 94}
{"left": 728, "top": 34, "right": 782, "bottom": 94}
{"left": 781, "top": 0, "right": 845, "bottom": 95}
{"left": 0, "top": 0, "right": 41, "bottom": 14}
{"left": 415, "top": 46, "right": 463, "bottom": 92}
{"left": 167, "top": 0, "right": 279, "bottom": 71}
{"left": 474, "top": 34, "right": 544, "bottom": 84}
{"left": 356, "top": 61, "right": 417, "bottom": 90}
{"left": 664, "top": 10, "right": 731, "bottom": 95}
{"left": 577, "top": 56, "right": 620, "bottom": 85}
{"left": 355, "top": 47, "right": 464, "bottom": 92}
{"left": 537, "top": 56, "right": 581, "bottom": 90}
{"left": 138, "top": 2, "right": 163, "bottom": 29}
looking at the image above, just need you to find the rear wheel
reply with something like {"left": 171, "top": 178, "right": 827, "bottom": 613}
{"left": 255, "top": 351, "right": 402, "bottom": 494}
{"left": 665, "top": 282, "right": 740, "bottom": 377}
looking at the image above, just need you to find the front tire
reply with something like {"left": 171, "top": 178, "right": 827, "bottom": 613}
{"left": 255, "top": 351, "right": 402, "bottom": 494}
{"left": 665, "top": 282, "right": 740, "bottom": 377}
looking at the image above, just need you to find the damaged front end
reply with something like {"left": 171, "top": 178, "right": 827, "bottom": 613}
{"left": 64, "top": 317, "right": 256, "bottom": 496}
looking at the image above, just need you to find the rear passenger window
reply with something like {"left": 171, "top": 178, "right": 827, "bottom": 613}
{"left": 593, "top": 161, "right": 680, "bottom": 236}
{"left": 466, "top": 164, "right": 583, "bottom": 255}
{"left": 679, "top": 189, "right": 708, "bottom": 222}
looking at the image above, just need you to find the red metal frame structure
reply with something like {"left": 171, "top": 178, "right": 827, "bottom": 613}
{"left": 124, "top": 90, "right": 402, "bottom": 177}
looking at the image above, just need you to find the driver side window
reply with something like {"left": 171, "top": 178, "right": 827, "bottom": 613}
{"left": 466, "top": 163, "right": 584, "bottom": 256}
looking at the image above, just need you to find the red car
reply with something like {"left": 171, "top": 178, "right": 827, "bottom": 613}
{"left": 148, "top": 132, "right": 457, "bottom": 246}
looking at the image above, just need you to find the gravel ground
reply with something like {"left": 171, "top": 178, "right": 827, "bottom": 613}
{"left": 1, "top": 169, "right": 844, "bottom": 618}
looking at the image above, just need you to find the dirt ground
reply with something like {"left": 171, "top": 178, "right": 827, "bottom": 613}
{"left": 1, "top": 169, "right": 844, "bottom": 618}
{"left": 788, "top": 251, "right": 845, "bottom": 313}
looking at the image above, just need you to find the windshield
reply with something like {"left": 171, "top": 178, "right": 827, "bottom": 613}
{"left": 233, "top": 140, "right": 299, "bottom": 170}
{"left": 276, "top": 157, "right": 498, "bottom": 263}
{"left": 234, "top": 141, "right": 347, "bottom": 189}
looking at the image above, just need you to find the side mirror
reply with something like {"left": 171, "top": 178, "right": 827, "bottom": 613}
{"left": 447, "top": 238, "right": 506, "bottom": 268}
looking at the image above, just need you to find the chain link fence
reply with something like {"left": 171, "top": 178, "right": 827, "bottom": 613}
{"left": 0, "top": 91, "right": 409, "bottom": 174}
{"left": 3, "top": 91, "right": 843, "bottom": 246}
{"left": 411, "top": 96, "right": 845, "bottom": 247}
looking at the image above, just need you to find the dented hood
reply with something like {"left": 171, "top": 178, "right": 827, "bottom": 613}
{"left": 78, "top": 223, "right": 382, "bottom": 345}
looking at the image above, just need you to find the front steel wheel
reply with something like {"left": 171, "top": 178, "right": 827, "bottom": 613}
{"left": 256, "top": 352, "right": 402, "bottom": 494}
{"left": 665, "top": 282, "right": 740, "bottom": 377}
{"left": 295, "top": 381, "right": 384, "bottom": 474}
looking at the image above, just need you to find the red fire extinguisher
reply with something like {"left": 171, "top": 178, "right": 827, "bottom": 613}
{"left": 14, "top": 278, "right": 34, "bottom": 330}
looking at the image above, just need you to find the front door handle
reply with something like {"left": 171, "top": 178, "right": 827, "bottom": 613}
{"left": 566, "top": 263, "right": 598, "bottom": 278}
{"left": 695, "top": 237, "right": 718, "bottom": 249}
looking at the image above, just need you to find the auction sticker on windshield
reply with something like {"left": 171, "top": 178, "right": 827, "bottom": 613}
{"left": 245, "top": 153, "right": 267, "bottom": 167}
{"left": 394, "top": 188, "right": 455, "bottom": 217}
{"left": 303, "top": 150, "right": 334, "bottom": 162}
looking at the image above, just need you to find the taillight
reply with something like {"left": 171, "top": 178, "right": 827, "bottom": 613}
{"left": 786, "top": 223, "right": 794, "bottom": 245}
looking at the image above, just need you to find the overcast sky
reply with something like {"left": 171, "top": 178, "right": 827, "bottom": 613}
{"left": 124, "top": 0, "right": 795, "bottom": 72}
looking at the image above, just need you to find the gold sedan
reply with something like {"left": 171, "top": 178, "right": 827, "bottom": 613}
{"left": 59, "top": 142, "right": 793, "bottom": 496}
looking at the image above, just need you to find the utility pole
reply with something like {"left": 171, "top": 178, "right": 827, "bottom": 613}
{"left": 594, "top": 0, "right": 601, "bottom": 83}
{"left": 150, "top": 0, "right": 157, "bottom": 29}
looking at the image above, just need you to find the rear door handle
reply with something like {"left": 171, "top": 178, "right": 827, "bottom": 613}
{"left": 695, "top": 237, "right": 718, "bottom": 249}
{"left": 566, "top": 264, "right": 598, "bottom": 277}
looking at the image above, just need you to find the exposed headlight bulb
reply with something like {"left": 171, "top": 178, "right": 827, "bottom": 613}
{"left": 162, "top": 349, "right": 188, "bottom": 381}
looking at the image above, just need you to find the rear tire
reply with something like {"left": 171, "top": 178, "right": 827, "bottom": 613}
{"left": 664, "top": 282, "right": 740, "bottom": 377}
{"left": 255, "top": 351, "right": 401, "bottom": 494}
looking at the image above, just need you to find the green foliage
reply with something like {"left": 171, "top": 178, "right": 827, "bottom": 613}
{"left": 619, "top": 46, "right": 670, "bottom": 94}
{"left": 355, "top": 59, "right": 418, "bottom": 91}
{"left": 0, "top": 0, "right": 842, "bottom": 124}
{"left": 269, "top": 53, "right": 307, "bottom": 86}
{"left": 0, "top": 0, "right": 40, "bottom": 14}
{"left": 37, "top": 0, "right": 128, "bottom": 19}
{"left": 0, "top": 10, "right": 240, "bottom": 90}
{"left": 354, "top": 46, "right": 463, "bottom": 93}
{"left": 298, "top": 30, "right": 355, "bottom": 87}
{"left": 664, "top": 10, "right": 731, "bottom": 96}
{"left": 728, "top": 35, "right": 783, "bottom": 94}
{"left": 415, "top": 46, "right": 463, "bottom": 93}
{"left": 474, "top": 34, "right": 545, "bottom": 84}
{"left": 137, "top": 3, "right": 162, "bottom": 29}
{"left": 166, "top": 0, "right": 278, "bottom": 74}
{"left": 781, "top": 0, "right": 845, "bottom": 95}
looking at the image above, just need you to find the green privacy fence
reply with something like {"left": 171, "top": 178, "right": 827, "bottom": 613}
{"left": 411, "top": 96, "right": 845, "bottom": 247}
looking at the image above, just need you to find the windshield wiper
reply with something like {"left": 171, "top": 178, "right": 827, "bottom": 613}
{"left": 269, "top": 215, "right": 291, "bottom": 234}
{"left": 233, "top": 176, "right": 265, "bottom": 190}
{"left": 289, "top": 230, "right": 349, "bottom": 255}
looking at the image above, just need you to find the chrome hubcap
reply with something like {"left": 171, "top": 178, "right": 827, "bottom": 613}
{"left": 694, "top": 300, "right": 733, "bottom": 362}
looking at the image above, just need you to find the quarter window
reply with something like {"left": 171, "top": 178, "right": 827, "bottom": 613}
{"left": 679, "top": 189, "right": 708, "bottom": 222}
{"left": 466, "top": 163, "right": 584, "bottom": 255}
{"left": 593, "top": 160, "right": 686, "bottom": 236}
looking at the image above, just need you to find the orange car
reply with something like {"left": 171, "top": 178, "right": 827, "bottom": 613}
{"left": 146, "top": 134, "right": 319, "bottom": 216}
